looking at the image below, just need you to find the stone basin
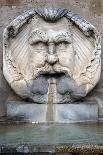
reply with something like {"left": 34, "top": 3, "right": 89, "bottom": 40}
{"left": 0, "top": 123, "right": 103, "bottom": 154}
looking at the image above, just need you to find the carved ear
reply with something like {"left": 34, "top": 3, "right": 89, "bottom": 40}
{"left": 72, "top": 25, "right": 101, "bottom": 91}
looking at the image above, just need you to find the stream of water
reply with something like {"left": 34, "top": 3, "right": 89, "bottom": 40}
{"left": 46, "top": 78, "right": 54, "bottom": 122}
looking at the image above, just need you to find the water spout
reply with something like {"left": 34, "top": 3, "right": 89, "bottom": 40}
{"left": 46, "top": 78, "right": 54, "bottom": 122}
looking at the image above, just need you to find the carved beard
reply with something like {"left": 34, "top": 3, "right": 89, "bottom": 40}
{"left": 25, "top": 62, "right": 86, "bottom": 104}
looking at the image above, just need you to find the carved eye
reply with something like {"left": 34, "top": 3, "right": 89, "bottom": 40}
{"left": 56, "top": 41, "right": 69, "bottom": 49}
{"left": 57, "top": 42, "right": 64, "bottom": 46}
{"left": 56, "top": 40, "right": 70, "bottom": 45}
{"left": 30, "top": 41, "right": 47, "bottom": 52}
{"left": 34, "top": 41, "right": 44, "bottom": 46}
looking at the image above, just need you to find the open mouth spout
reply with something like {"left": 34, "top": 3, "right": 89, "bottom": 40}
{"left": 28, "top": 69, "right": 86, "bottom": 104}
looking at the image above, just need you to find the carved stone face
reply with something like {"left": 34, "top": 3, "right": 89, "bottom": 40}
{"left": 27, "top": 17, "right": 74, "bottom": 80}
{"left": 29, "top": 17, "right": 74, "bottom": 73}
{"left": 3, "top": 9, "right": 101, "bottom": 103}
{"left": 24, "top": 17, "right": 76, "bottom": 103}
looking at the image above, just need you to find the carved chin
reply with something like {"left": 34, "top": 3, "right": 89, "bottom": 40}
{"left": 27, "top": 73, "right": 87, "bottom": 104}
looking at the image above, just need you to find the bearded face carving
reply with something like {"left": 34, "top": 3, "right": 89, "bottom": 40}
{"left": 3, "top": 8, "right": 101, "bottom": 103}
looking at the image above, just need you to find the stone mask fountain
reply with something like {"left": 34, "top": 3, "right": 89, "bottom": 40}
{"left": 3, "top": 7, "right": 101, "bottom": 123}
{"left": 1, "top": 7, "right": 103, "bottom": 155}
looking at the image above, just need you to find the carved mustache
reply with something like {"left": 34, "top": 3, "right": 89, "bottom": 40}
{"left": 33, "top": 63, "right": 72, "bottom": 79}
{"left": 31, "top": 65, "right": 86, "bottom": 102}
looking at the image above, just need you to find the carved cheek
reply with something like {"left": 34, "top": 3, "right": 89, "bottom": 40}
{"left": 57, "top": 44, "right": 75, "bottom": 69}
{"left": 29, "top": 44, "right": 47, "bottom": 67}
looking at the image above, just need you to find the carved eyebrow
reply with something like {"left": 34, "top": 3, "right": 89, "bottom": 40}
{"left": 54, "top": 32, "right": 72, "bottom": 43}
{"left": 29, "top": 30, "right": 48, "bottom": 44}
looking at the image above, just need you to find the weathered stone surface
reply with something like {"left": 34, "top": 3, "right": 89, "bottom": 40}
{"left": 7, "top": 101, "right": 47, "bottom": 122}
{"left": 0, "top": 87, "right": 8, "bottom": 116}
{"left": 0, "top": 144, "right": 102, "bottom": 154}
{"left": 54, "top": 102, "right": 98, "bottom": 123}
{"left": 3, "top": 7, "right": 101, "bottom": 104}
{"left": 7, "top": 101, "right": 98, "bottom": 123}
{"left": 0, "top": 0, "right": 103, "bottom": 120}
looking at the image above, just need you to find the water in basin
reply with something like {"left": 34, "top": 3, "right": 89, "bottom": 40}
{"left": 0, "top": 123, "right": 103, "bottom": 145}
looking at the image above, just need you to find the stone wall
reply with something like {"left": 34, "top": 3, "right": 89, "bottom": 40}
{"left": 0, "top": 0, "right": 103, "bottom": 118}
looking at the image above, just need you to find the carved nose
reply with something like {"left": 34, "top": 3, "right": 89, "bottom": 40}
{"left": 47, "top": 54, "right": 59, "bottom": 65}
{"left": 46, "top": 42, "right": 58, "bottom": 65}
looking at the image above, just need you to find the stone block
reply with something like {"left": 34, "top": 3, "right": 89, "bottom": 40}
{"left": 7, "top": 101, "right": 98, "bottom": 123}
{"left": 7, "top": 101, "right": 47, "bottom": 122}
{"left": 54, "top": 102, "right": 98, "bottom": 123}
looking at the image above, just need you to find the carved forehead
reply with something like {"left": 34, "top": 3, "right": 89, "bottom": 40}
{"left": 30, "top": 15, "right": 72, "bottom": 33}
{"left": 29, "top": 15, "right": 72, "bottom": 43}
